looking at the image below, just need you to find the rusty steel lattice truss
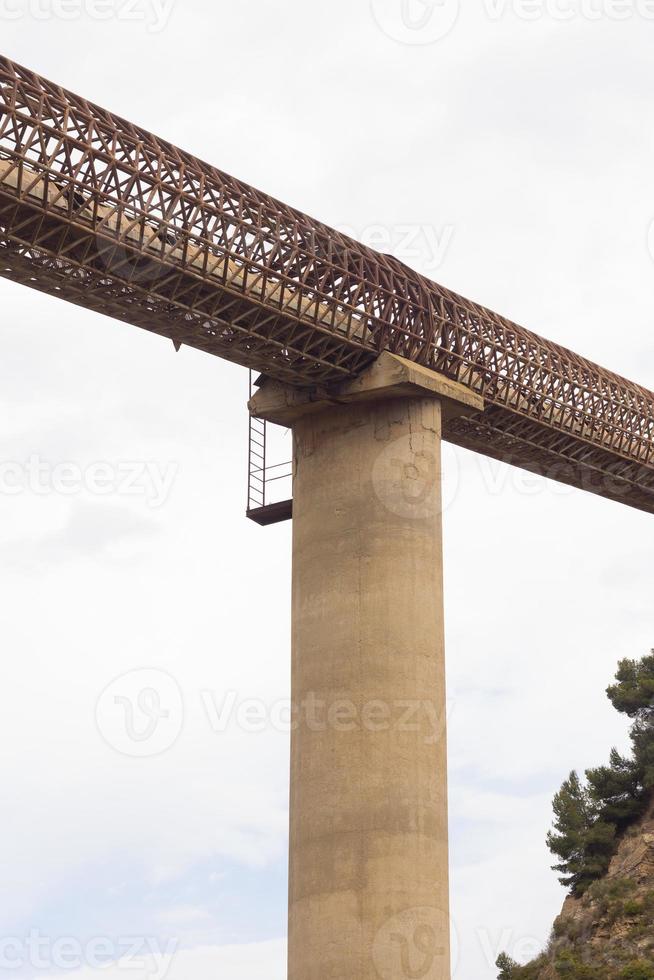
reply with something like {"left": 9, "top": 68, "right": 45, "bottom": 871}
{"left": 1, "top": 56, "right": 653, "bottom": 514}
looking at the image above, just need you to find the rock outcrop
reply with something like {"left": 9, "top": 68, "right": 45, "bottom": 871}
{"left": 502, "top": 797, "right": 654, "bottom": 978}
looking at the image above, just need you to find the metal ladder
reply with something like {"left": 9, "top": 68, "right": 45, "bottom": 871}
{"left": 247, "top": 371, "right": 293, "bottom": 525}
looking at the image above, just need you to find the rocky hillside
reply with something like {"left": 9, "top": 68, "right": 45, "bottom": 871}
{"left": 499, "top": 796, "right": 654, "bottom": 979}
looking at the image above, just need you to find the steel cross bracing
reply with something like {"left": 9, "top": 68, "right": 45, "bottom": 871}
{"left": 1, "top": 55, "right": 653, "bottom": 513}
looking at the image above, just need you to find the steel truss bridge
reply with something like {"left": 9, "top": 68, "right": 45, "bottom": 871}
{"left": 1, "top": 55, "right": 653, "bottom": 514}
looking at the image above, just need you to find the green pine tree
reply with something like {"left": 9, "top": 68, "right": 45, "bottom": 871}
{"left": 546, "top": 652, "right": 654, "bottom": 897}
{"left": 496, "top": 952, "right": 520, "bottom": 979}
{"left": 608, "top": 653, "right": 654, "bottom": 791}
{"left": 631, "top": 718, "right": 654, "bottom": 791}
{"left": 546, "top": 771, "right": 599, "bottom": 895}
{"left": 606, "top": 653, "right": 654, "bottom": 721}
{"left": 586, "top": 748, "right": 645, "bottom": 829}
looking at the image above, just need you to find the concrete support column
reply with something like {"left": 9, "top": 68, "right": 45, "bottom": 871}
{"left": 249, "top": 354, "right": 483, "bottom": 980}
{"left": 289, "top": 395, "right": 449, "bottom": 980}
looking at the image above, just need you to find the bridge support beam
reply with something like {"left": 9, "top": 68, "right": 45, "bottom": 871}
{"left": 249, "top": 355, "right": 483, "bottom": 980}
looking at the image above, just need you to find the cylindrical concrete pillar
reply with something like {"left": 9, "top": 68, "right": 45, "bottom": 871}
{"left": 288, "top": 395, "right": 450, "bottom": 980}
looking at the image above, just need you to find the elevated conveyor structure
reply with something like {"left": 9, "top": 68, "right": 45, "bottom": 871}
{"left": 1, "top": 55, "right": 653, "bottom": 513}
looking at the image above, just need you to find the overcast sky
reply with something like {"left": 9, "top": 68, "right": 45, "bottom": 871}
{"left": 1, "top": 2, "right": 653, "bottom": 979}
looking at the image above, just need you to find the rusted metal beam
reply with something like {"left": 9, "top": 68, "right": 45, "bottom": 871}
{"left": 1, "top": 54, "right": 653, "bottom": 512}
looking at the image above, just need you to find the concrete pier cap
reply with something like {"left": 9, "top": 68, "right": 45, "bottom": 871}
{"left": 248, "top": 351, "right": 483, "bottom": 428}
{"left": 249, "top": 353, "right": 483, "bottom": 980}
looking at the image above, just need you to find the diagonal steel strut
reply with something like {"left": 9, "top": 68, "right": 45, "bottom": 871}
{"left": 0, "top": 54, "right": 653, "bottom": 512}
